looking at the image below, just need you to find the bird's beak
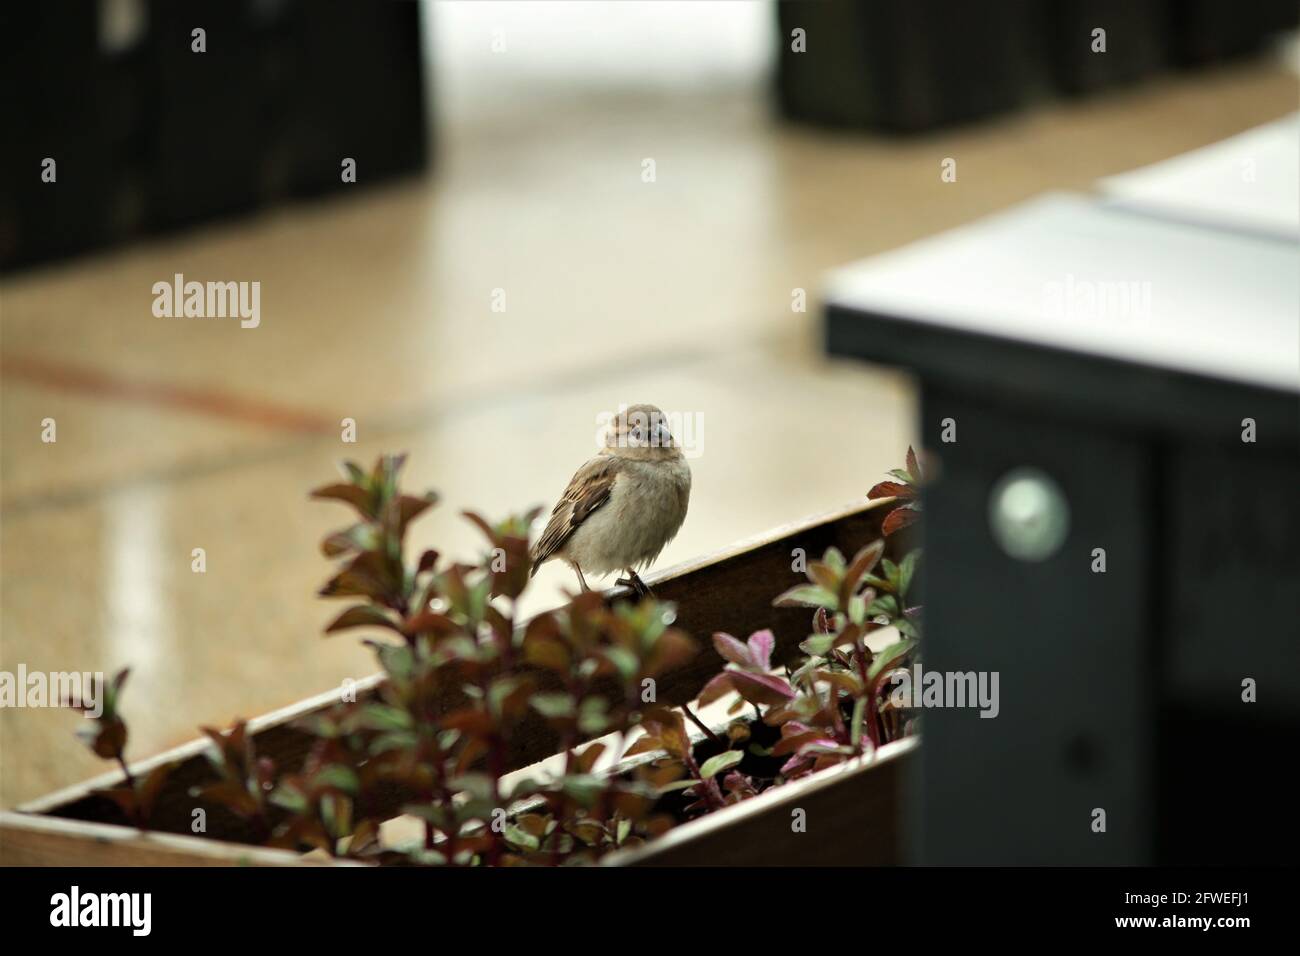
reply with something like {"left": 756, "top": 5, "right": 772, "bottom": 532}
{"left": 654, "top": 422, "right": 674, "bottom": 447}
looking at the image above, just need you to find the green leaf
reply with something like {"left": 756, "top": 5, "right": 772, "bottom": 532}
{"left": 530, "top": 693, "right": 575, "bottom": 719}
{"left": 372, "top": 642, "right": 415, "bottom": 682}
{"left": 849, "top": 697, "right": 867, "bottom": 746}
{"left": 341, "top": 461, "right": 368, "bottom": 485}
{"left": 314, "top": 764, "right": 359, "bottom": 794}
{"left": 488, "top": 675, "right": 526, "bottom": 716}
{"left": 866, "top": 594, "right": 899, "bottom": 619}
{"left": 269, "top": 784, "right": 308, "bottom": 814}
{"left": 577, "top": 697, "right": 609, "bottom": 735}
{"left": 356, "top": 703, "right": 412, "bottom": 732}
{"left": 898, "top": 549, "right": 921, "bottom": 599}
{"left": 867, "top": 639, "right": 917, "bottom": 683}
{"left": 504, "top": 823, "right": 540, "bottom": 851}
{"left": 603, "top": 646, "right": 640, "bottom": 681}
{"left": 450, "top": 773, "right": 496, "bottom": 803}
{"left": 799, "top": 633, "right": 835, "bottom": 656}
{"left": 699, "top": 750, "right": 744, "bottom": 780}
{"left": 321, "top": 523, "right": 382, "bottom": 558}
{"left": 656, "top": 779, "right": 699, "bottom": 794}
{"left": 369, "top": 730, "right": 418, "bottom": 755}
{"left": 863, "top": 572, "right": 893, "bottom": 592}
{"left": 560, "top": 774, "right": 605, "bottom": 805}
{"left": 848, "top": 594, "right": 867, "bottom": 626}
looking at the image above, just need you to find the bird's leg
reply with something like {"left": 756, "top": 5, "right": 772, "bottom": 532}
{"left": 615, "top": 568, "right": 654, "bottom": 599}
{"left": 571, "top": 562, "right": 590, "bottom": 592}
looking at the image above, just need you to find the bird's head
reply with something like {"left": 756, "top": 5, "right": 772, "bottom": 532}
{"left": 602, "top": 404, "right": 682, "bottom": 462}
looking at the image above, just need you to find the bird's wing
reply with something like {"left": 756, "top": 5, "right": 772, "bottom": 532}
{"left": 530, "top": 455, "right": 620, "bottom": 574}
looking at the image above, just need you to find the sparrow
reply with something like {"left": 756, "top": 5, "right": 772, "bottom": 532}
{"left": 530, "top": 404, "right": 691, "bottom": 596}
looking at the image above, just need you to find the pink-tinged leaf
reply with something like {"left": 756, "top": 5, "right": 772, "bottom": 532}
{"left": 746, "top": 629, "right": 776, "bottom": 671}
{"left": 697, "top": 673, "right": 735, "bottom": 708}
{"left": 779, "top": 753, "right": 814, "bottom": 776}
{"left": 795, "top": 737, "right": 844, "bottom": 757}
{"left": 727, "top": 670, "right": 796, "bottom": 707}
{"left": 772, "top": 584, "right": 838, "bottom": 609}
{"left": 882, "top": 504, "right": 921, "bottom": 537}
{"left": 711, "top": 633, "right": 754, "bottom": 668}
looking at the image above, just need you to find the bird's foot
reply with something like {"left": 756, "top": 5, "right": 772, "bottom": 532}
{"left": 615, "top": 570, "right": 654, "bottom": 600}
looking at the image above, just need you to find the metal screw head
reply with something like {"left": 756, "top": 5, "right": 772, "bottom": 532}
{"left": 988, "top": 467, "right": 1070, "bottom": 562}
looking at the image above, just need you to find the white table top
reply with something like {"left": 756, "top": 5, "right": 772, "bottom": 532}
{"left": 1098, "top": 114, "right": 1300, "bottom": 242}
{"left": 825, "top": 193, "right": 1299, "bottom": 394}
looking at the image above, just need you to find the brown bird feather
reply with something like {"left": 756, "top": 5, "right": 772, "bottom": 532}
{"left": 529, "top": 455, "right": 620, "bottom": 576}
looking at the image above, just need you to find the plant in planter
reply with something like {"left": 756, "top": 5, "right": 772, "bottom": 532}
{"left": 61, "top": 451, "right": 924, "bottom": 865}
{"left": 63, "top": 669, "right": 175, "bottom": 829}
{"left": 670, "top": 455, "right": 924, "bottom": 807}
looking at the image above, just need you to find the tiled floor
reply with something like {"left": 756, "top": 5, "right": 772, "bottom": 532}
{"left": 2, "top": 50, "right": 1296, "bottom": 807}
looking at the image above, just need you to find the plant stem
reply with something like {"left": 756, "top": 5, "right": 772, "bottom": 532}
{"left": 681, "top": 703, "right": 722, "bottom": 746}
{"left": 852, "top": 644, "right": 879, "bottom": 749}
{"left": 115, "top": 754, "right": 137, "bottom": 792}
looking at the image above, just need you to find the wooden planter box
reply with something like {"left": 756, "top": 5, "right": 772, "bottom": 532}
{"left": 1, "top": 499, "right": 915, "bottom": 867}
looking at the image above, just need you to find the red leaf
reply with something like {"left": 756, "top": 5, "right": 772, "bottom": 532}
{"left": 135, "top": 763, "right": 175, "bottom": 820}
{"left": 310, "top": 483, "right": 373, "bottom": 516}
{"left": 697, "top": 673, "right": 735, "bottom": 708}
{"left": 402, "top": 610, "right": 458, "bottom": 638}
{"left": 441, "top": 708, "right": 494, "bottom": 735}
{"left": 868, "top": 481, "right": 916, "bottom": 500}
{"left": 324, "top": 605, "right": 402, "bottom": 634}
{"left": 906, "top": 446, "right": 921, "bottom": 482}
{"left": 398, "top": 493, "right": 438, "bottom": 529}
{"left": 882, "top": 505, "right": 921, "bottom": 537}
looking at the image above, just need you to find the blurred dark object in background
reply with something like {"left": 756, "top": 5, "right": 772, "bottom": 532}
{"left": 826, "top": 194, "right": 1300, "bottom": 864}
{"left": 0, "top": 0, "right": 427, "bottom": 274}
{"left": 776, "top": 0, "right": 1033, "bottom": 131}
{"left": 777, "top": 0, "right": 1299, "bottom": 131}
